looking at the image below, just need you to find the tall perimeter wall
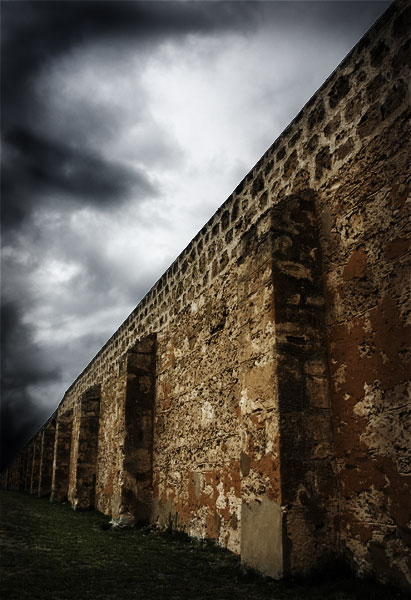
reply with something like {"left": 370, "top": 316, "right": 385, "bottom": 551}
{"left": 2, "top": 0, "right": 410, "bottom": 591}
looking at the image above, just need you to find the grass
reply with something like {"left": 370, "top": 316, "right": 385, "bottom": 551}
{"left": 0, "top": 490, "right": 406, "bottom": 600}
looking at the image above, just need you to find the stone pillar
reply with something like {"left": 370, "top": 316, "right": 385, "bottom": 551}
{"left": 113, "top": 335, "right": 156, "bottom": 525}
{"left": 30, "top": 436, "right": 42, "bottom": 495}
{"left": 8, "top": 459, "right": 15, "bottom": 490}
{"left": 18, "top": 454, "right": 25, "bottom": 490}
{"left": 272, "top": 194, "right": 338, "bottom": 575}
{"left": 71, "top": 387, "right": 101, "bottom": 510}
{"left": 0, "top": 468, "right": 8, "bottom": 489}
{"left": 51, "top": 411, "right": 73, "bottom": 503}
{"left": 236, "top": 210, "right": 284, "bottom": 578}
{"left": 18, "top": 449, "right": 28, "bottom": 491}
{"left": 239, "top": 195, "right": 338, "bottom": 578}
{"left": 8, "top": 458, "right": 19, "bottom": 490}
{"left": 24, "top": 443, "right": 34, "bottom": 492}
{"left": 38, "top": 419, "right": 56, "bottom": 497}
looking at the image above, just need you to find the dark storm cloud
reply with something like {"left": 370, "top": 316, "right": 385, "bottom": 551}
{"left": 0, "top": 0, "right": 259, "bottom": 233}
{"left": 0, "top": 249, "right": 159, "bottom": 469}
{"left": 1, "top": 127, "right": 156, "bottom": 232}
{"left": 2, "top": 1, "right": 389, "bottom": 133}
{"left": 0, "top": 1, "right": 391, "bottom": 469}
{"left": 0, "top": 400, "right": 50, "bottom": 472}
{"left": 1, "top": 0, "right": 258, "bottom": 124}
{"left": 0, "top": 302, "right": 60, "bottom": 387}
{"left": 0, "top": 301, "right": 62, "bottom": 470}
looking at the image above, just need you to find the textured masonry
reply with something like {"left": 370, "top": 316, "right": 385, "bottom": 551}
{"left": 1, "top": 0, "right": 410, "bottom": 592}
{"left": 51, "top": 410, "right": 73, "bottom": 503}
{"left": 69, "top": 386, "right": 101, "bottom": 510}
{"left": 38, "top": 419, "right": 56, "bottom": 497}
{"left": 30, "top": 437, "right": 41, "bottom": 496}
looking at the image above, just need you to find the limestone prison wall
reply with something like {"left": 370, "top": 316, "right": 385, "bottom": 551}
{"left": 2, "top": 0, "right": 410, "bottom": 591}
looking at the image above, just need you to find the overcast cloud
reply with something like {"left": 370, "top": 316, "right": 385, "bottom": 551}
{"left": 1, "top": 1, "right": 390, "bottom": 469}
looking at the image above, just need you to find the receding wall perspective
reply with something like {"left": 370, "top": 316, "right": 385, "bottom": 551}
{"left": 2, "top": 0, "right": 410, "bottom": 592}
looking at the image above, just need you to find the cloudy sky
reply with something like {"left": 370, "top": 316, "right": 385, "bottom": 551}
{"left": 1, "top": 0, "right": 390, "bottom": 468}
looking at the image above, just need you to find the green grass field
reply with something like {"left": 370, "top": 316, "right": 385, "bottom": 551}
{"left": 0, "top": 490, "right": 406, "bottom": 600}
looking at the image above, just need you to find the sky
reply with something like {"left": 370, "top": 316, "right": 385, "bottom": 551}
{"left": 1, "top": 0, "right": 390, "bottom": 469}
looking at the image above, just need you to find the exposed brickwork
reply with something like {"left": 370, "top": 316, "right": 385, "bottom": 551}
{"left": 2, "top": 0, "right": 410, "bottom": 591}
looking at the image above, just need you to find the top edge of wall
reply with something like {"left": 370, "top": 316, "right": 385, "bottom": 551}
{"left": 55, "top": 0, "right": 402, "bottom": 409}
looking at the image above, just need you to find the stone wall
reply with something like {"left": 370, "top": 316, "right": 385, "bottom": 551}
{"left": 2, "top": 0, "right": 410, "bottom": 591}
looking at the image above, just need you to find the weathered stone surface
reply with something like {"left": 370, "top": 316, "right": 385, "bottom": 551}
{"left": 2, "top": 0, "right": 410, "bottom": 591}
{"left": 69, "top": 386, "right": 101, "bottom": 510}
{"left": 117, "top": 335, "right": 156, "bottom": 523}
{"left": 38, "top": 420, "right": 56, "bottom": 497}
{"left": 241, "top": 497, "right": 283, "bottom": 578}
{"left": 51, "top": 411, "right": 73, "bottom": 503}
{"left": 30, "top": 437, "right": 41, "bottom": 496}
{"left": 24, "top": 444, "right": 34, "bottom": 492}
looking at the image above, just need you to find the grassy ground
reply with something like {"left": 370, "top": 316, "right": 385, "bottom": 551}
{"left": 0, "top": 490, "right": 406, "bottom": 600}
